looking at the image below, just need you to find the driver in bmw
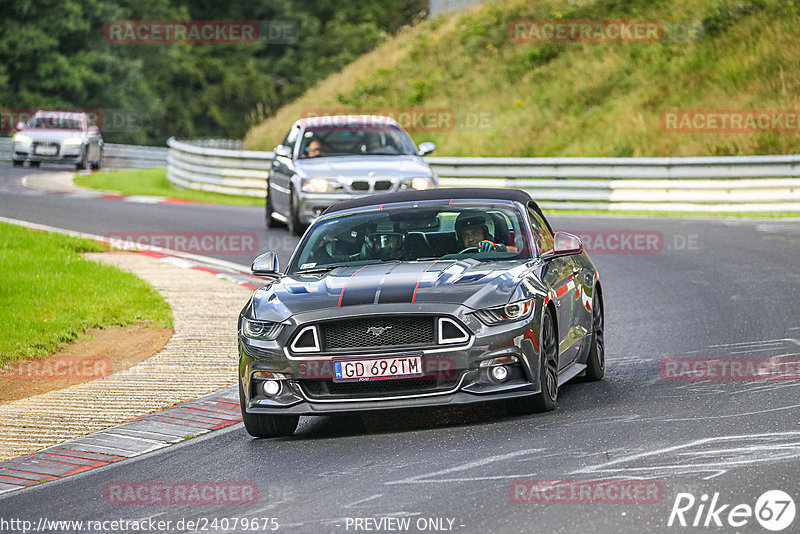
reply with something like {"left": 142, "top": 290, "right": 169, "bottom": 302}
{"left": 455, "top": 212, "right": 517, "bottom": 253}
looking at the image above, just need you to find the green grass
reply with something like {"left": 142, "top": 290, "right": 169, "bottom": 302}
{"left": 75, "top": 169, "right": 263, "bottom": 206}
{"left": 246, "top": 0, "right": 800, "bottom": 158}
{"left": 0, "top": 222, "right": 173, "bottom": 366}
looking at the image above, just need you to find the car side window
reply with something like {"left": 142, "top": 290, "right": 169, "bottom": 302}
{"left": 527, "top": 205, "right": 554, "bottom": 255}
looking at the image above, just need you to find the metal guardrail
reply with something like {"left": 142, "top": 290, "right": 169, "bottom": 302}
{"left": 165, "top": 138, "right": 800, "bottom": 212}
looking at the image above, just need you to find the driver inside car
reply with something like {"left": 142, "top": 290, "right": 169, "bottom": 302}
{"left": 362, "top": 221, "right": 406, "bottom": 261}
{"left": 455, "top": 212, "right": 517, "bottom": 253}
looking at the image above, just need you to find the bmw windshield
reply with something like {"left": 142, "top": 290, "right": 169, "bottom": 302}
{"left": 298, "top": 121, "right": 418, "bottom": 158}
{"left": 289, "top": 202, "right": 532, "bottom": 273}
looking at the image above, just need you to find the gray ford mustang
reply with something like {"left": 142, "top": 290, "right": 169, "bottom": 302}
{"left": 238, "top": 188, "right": 604, "bottom": 437}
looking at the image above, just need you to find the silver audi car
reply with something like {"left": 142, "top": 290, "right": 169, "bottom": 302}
{"left": 12, "top": 110, "right": 103, "bottom": 170}
{"left": 266, "top": 115, "right": 438, "bottom": 235}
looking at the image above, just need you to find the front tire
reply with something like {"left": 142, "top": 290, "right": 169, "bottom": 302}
{"left": 29, "top": 161, "right": 40, "bottom": 167}
{"left": 91, "top": 149, "right": 103, "bottom": 170}
{"left": 239, "top": 381, "right": 299, "bottom": 438}
{"left": 12, "top": 160, "right": 23, "bottom": 167}
{"left": 265, "top": 180, "right": 282, "bottom": 228}
{"left": 287, "top": 187, "right": 304, "bottom": 236}
{"left": 507, "top": 310, "right": 558, "bottom": 415}
{"left": 584, "top": 289, "right": 605, "bottom": 381}
{"left": 76, "top": 149, "right": 88, "bottom": 170}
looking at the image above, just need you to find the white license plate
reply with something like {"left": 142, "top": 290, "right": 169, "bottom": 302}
{"left": 35, "top": 145, "right": 57, "bottom": 155}
{"left": 333, "top": 356, "right": 423, "bottom": 382}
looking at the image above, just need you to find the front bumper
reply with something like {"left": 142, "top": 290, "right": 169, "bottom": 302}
{"left": 13, "top": 143, "right": 83, "bottom": 164}
{"left": 239, "top": 302, "right": 543, "bottom": 415}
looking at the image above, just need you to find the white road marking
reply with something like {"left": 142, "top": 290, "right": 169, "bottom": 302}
{"left": 344, "top": 494, "right": 383, "bottom": 508}
{"left": 386, "top": 448, "right": 542, "bottom": 485}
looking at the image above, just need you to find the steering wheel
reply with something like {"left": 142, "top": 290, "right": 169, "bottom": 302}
{"left": 458, "top": 246, "right": 479, "bottom": 254}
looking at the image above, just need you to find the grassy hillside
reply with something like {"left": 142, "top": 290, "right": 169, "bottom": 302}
{"left": 245, "top": 0, "right": 800, "bottom": 157}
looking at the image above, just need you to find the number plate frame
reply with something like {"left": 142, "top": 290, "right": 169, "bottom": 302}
{"left": 333, "top": 355, "right": 424, "bottom": 382}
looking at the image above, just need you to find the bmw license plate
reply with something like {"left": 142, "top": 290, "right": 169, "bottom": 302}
{"left": 333, "top": 356, "right": 423, "bottom": 382}
{"left": 34, "top": 145, "right": 57, "bottom": 155}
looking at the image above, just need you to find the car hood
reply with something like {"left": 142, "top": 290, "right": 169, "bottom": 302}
{"left": 294, "top": 155, "right": 432, "bottom": 179}
{"left": 250, "top": 260, "right": 534, "bottom": 321}
{"left": 19, "top": 130, "right": 87, "bottom": 142}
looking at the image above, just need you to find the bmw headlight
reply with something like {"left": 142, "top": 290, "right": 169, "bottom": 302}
{"left": 401, "top": 177, "right": 434, "bottom": 191}
{"left": 13, "top": 133, "right": 31, "bottom": 144}
{"left": 62, "top": 137, "right": 83, "bottom": 146}
{"left": 474, "top": 299, "right": 535, "bottom": 325}
{"left": 301, "top": 177, "right": 342, "bottom": 193}
{"left": 242, "top": 318, "right": 282, "bottom": 340}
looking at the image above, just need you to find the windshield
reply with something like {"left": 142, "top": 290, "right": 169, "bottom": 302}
{"left": 27, "top": 114, "right": 84, "bottom": 130}
{"left": 290, "top": 202, "right": 532, "bottom": 273}
{"left": 298, "top": 123, "right": 417, "bottom": 158}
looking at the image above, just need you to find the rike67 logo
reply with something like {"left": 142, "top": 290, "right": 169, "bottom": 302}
{"left": 668, "top": 490, "right": 796, "bottom": 531}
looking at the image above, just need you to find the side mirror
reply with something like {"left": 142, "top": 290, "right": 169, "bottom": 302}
{"left": 552, "top": 232, "right": 583, "bottom": 256}
{"left": 251, "top": 252, "right": 280, "bottom": 278}
{"left": 418, "top": 142, "right": 436, "bottom": 156}
{"left": 15, "top": 122, "right": 25, "bottom": 131}
{"left": 273, "top": 145, "right": 292, "bottom": 159}
{"left": 88, "top": 125, "right": 99, "bottom": 134}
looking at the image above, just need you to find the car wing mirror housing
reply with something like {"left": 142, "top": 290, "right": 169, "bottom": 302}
{"left": 418, "top": 142, "right": 436, "bottom": 156}
{"left": 252, "top": 251, "right": 280, "bottom": 278}
{"left": 88, "top": 125, "right": 99, "bottom": 134}
{"left": 15, "top": 122, "right": 25, "bottom": 131}
{"left": 273, "top": 145, "right": 292, "bottom": 158}
{"left": 551, "top": 231, "right": 584, "bottom": 256}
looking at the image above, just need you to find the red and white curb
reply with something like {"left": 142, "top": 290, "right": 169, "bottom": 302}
{"left": 0, "top": 387, "right": 241, "bottom": 495}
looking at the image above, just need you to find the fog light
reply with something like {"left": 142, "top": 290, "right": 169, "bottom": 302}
{"left": 491, "top": 365, "right": 509, "bottom": 382}
{"left": 263, "top": 380, "right": 281, "bottom": 396}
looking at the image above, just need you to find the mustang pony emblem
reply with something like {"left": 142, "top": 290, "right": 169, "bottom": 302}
{"left": 367, "top": 326, "right": 393, "bottom": 337}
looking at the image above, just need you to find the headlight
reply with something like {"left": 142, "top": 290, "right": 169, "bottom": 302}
{"left": 62, "top": 137, "right": 83, "bottom": 146}
{"left": 13, "top": 133, "right": 31, "bottom": 143}
{"left": 301, "top": 178, "right": 342, "bottom": 193}
{"left": 242, "top": 318, "right": 282, "bottom": 340}
{"left": 411, "top": 177, "right": 433, "bottom": 190}
{"left": 474, "top": 299, "right": 535, "bottom": 325}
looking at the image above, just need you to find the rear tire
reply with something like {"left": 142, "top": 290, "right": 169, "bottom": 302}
{"left": 239, "top": 380, "right": 299, "bottom": 438}
{"left": 507, "top": 310, "right": 558, "bottom": 415}
{"left": 584, "top": 289, "right": 605, "bottom": 381}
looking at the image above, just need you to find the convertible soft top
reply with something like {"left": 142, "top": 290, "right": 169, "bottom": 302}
{"left": 324, "top": 188, "right": 535, "bottom": 214}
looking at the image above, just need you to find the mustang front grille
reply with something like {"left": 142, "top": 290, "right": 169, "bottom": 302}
{"left": 319, "top": 316, "right": 435, "bottom": 351}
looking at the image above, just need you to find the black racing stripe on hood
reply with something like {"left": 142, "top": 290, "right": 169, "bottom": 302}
{"left": 377, "top": 262, "right": 435, "bottom": 304}
{"left": 338, "top": 264, "right": 391, "bottom": 307}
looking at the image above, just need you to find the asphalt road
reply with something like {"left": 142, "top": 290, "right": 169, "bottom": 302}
{"left": 2, "top": 165, "right": 800, "bottom": 533}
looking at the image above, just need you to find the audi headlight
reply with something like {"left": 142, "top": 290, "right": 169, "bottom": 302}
{"left": 302, "top": 178, "right": 342, "bottom": 193}
{"left": 13, "top": 133, "right": 31, "bottom": 144}
{"left": 474, "top": 299, "right": 535, "bottom": 325}
{"left": 62, "top": 137, "right": 83, "bottom": 146}
{"left": 242, "top": 318, "right": 282, "bottom": 340}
